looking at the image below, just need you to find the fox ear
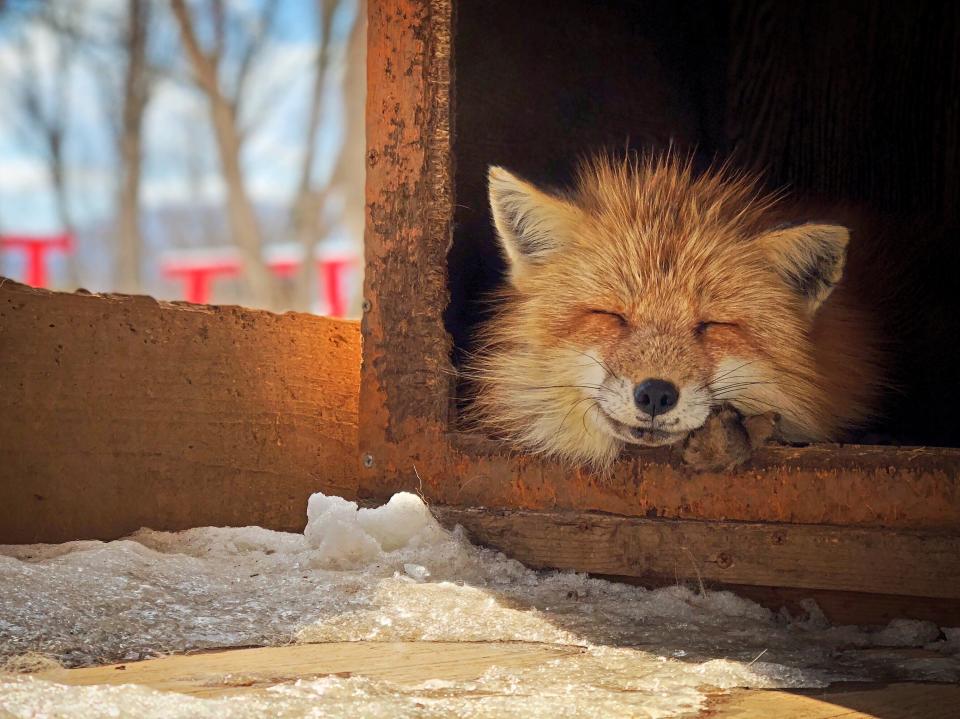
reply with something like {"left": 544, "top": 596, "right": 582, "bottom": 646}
{"left": 488, "top": 166, "right": 579, "bottom": 285}
{"left": 758, "top": 223, "right": 849, "bottom": 315}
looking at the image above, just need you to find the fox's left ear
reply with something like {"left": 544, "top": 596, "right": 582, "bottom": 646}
{"left": 488, "top": 166, "right": 580, "bottom": 286}
{"left": 758, "top": 223, "right": 849, "bottom": 315}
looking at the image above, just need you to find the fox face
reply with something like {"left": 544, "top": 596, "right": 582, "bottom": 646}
{"left": 467, "top": 155, "right": 883, "bottom": 469}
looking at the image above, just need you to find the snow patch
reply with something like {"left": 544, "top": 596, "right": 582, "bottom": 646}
{"left": 1, "top": 490, "right": 958, "bottom": 718}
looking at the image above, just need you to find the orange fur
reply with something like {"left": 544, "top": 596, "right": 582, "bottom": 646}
{"left": 465, "top": 154, "right": 887, "bottom": 469}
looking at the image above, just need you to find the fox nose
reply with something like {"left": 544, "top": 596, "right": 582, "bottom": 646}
{"left": 634, "top": 379, "right": 679, "bottom": 416}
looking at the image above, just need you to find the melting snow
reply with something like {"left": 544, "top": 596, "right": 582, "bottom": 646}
{"left": 1, "top": 491, "right": 957, "bottom": 718}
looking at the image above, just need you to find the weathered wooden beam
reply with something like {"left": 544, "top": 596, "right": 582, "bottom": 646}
{"left": 366, "top": 437, "right": 960, "bottom": 531}
{"left": 360, "top": 0, "right": 455, "bottom": 476}
{"left": 0, "top": 280, "right": 361, "bottom": 544}
{"left": 433, "top": 507, "right": 960, "bottom": 602}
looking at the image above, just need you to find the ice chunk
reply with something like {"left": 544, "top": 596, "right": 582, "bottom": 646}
{"left": 304, "top": 492, "right": 442, "bottom": 568}
{"left": 304, "top": 493, "right": 383, "bottom": 567}
{"left": 357, "top": 492, "right": 443, "bottom": 551}
{"left": 403, "top": 563, "right": 430, "bottom": 581}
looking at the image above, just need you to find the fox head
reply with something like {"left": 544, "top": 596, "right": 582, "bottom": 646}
{"left": 467, "top": 154, "right": 877, "bottom": 469}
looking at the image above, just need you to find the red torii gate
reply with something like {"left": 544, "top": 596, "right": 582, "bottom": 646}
{"left": 0, "top": 233, "right": 73, "bottom": 288}
{"left": 161, "top": 245, "right": 357, "bottom": 317}
{"left": 0, "top": 233, "right": 356, "bottom": 317}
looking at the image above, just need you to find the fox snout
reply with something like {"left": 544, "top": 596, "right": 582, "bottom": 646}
{"left": 633, "top": 379, "right": 679, "bottom": 417}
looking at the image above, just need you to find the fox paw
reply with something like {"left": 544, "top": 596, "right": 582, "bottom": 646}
{"left": 676, "top": 406, "right": 780, "bottom": 472}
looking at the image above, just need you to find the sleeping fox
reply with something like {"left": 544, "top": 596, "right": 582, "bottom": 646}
{"left": 466, "top": 154, "right": 887, "bottom": 469}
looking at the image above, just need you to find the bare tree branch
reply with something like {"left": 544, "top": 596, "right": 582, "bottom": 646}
{"left": 211, "top": 0, "right": 225, "bottom": 62}
{"left": 291, "top": 0, "right": 341, "bottom": 308}
{"left": 236, "top": 47, "right": 313, "bottom": 143}
{"left": 170, "top": 0, "right": 219, "bottom": 98}
{"left": 7, "top": 11, "right": 82, "bottom": 287}
{"left": 232, "top": 0, "right": 280, "bottom": 117}
{"left": 170, "top": 0, "right": 276, "bottom": 306}
{"left": 299, "top": 0, "right": 338, "bottom": 198}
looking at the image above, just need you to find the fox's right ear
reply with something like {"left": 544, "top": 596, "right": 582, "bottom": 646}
{"left": 488, "top": 166, "right": 579, "bottom": 286}
{"left": 758, "top": 223, "right": 850, "bottom": 316}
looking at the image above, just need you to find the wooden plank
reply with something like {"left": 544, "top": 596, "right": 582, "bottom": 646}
{"left": 360, "top": 0, "right": 455, "bottom": 479}
{"left": 32, "top": 642, "right": 581, "bottom": 698}
{"left": 22, "top": 643, "right": 959, "bottom": 719}
{"left": 706, "top": 682, "right": 960, "bottom": 719}
{"left": 0, "top": 280, "right": 361, "bottom": 544}
{"left": 364, "top": 436, "right": 960, "bottom": 531}
{"left": 433, "top": 507, "right": 960, "bottom": 600}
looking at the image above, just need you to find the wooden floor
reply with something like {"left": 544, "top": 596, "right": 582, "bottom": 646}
{"left": 17, "top": 642, "right": 957, "bottom": 718}
{"left": 705, "top": 682, "right": 960, "bottom": 719}
{"left": 33, "top": 641, "right": 581, "bottom": 698}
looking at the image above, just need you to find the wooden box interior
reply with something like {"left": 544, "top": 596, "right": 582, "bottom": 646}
{"left": 446, "top": 0, "right": 960, "bottom": 446}
{"left": 359, "top": 0, "right": 960, "bottom": 624}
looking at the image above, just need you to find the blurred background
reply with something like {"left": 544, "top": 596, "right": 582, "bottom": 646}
{"left": 0, "top": 0, "right": 365, "bottom": 316}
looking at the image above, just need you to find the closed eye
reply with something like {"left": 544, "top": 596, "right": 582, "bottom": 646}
{"left": 587, "top": 308, "right": 629, "bottom": 326}
{"left": 695, "top": 320, "right": 739, "bottom": 336}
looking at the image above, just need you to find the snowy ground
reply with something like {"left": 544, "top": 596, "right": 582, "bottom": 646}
{"left": 1, "top": 491, "right": 958, "bottom": 718}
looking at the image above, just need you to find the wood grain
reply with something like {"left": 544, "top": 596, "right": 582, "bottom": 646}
{"left": 0, "top": 280, "right": 361, "bottom": 543}
{"left": 23, "top": 643, "right": 959, "bottom": 719}
{"left": 32, "top": 642, "right": 581, "bottom": 698}
{"left": 707, "top": 682, "right": 960, "bottom": 719}
{"left": 360, "top": 0, "right": 454, "bottom": 449}
{"left": 400, "top": 436, "right": 960, "bottom": 530}
{"left": 433, "top": 507, "right": 960, "bottom": 600}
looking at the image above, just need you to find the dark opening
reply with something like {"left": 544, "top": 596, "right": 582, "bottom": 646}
{"left": 445, "top": 0, "right": 960, "bottom": 446}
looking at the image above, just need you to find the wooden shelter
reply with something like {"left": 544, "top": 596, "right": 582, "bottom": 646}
{"left": 2, "top": 0, "right": 959, "bottom": 627}
{"left": 360, "top": 0, "right": 960, "bottom": 624}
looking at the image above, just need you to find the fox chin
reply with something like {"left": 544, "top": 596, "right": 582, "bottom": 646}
{"left": 465, "top": 153, "right": 887, "bottom": 470}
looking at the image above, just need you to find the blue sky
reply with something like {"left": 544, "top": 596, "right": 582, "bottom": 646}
{"left": 0, "top": 0, "right": 357, "bottom": 246}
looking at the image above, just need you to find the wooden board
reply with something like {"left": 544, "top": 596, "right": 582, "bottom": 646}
{"left": 32, "top": 642, "right": 582, "bottom": 698}
{"left": 361, "top": 0, "right": 454, "bottom": 455}
{"left": 366, "top": 437, "right": 960, "bottom": 530}
{"left": 432, "top": 507, "right": 960, "bottom": 614}
{"left": 707, "top": 682, "right": 960, "bottom": 719}
{"left": 0, "top": 280, "right": 362, "bottom": 544}
{"left": 19, "top": 643, "right": 959, "bottom": 719}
